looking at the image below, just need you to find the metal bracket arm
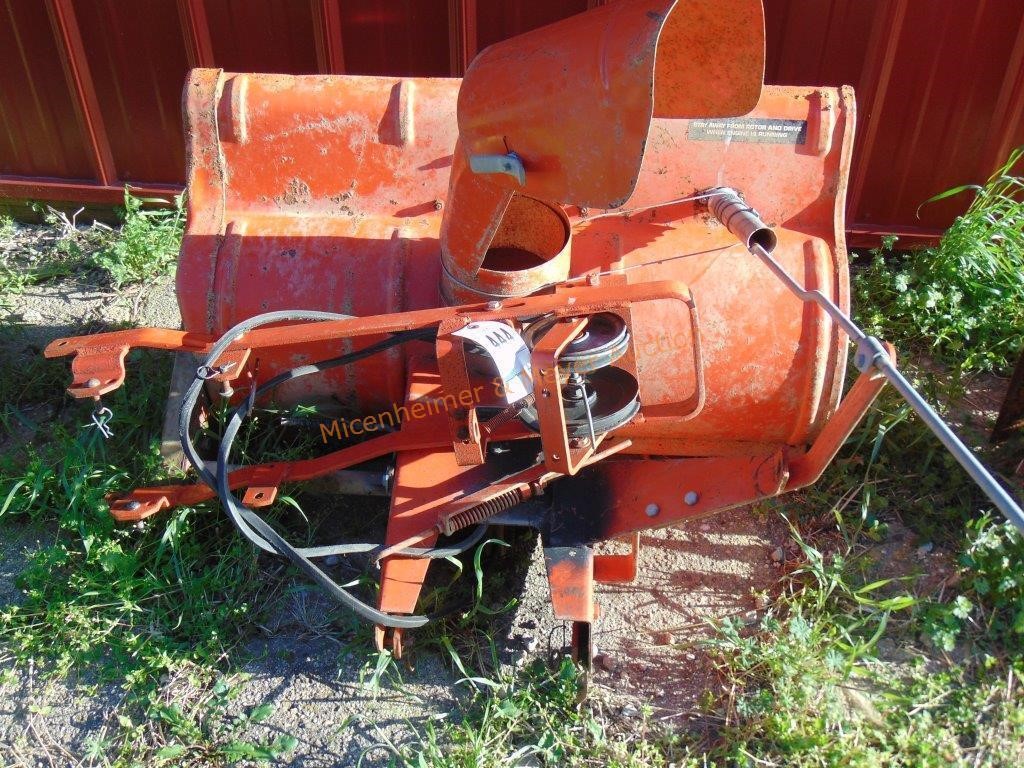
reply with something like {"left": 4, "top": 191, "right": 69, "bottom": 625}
{"left": 46, "top": 281, "right": 699, "bottom": 399}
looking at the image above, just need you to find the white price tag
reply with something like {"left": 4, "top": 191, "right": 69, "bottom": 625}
{"left": 453, "top": 321, "right": 533, "bottom": 404}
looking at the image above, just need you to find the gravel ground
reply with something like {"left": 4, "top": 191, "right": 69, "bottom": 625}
{"left": 0, "top": 222, "right": 787, "bottom": 765}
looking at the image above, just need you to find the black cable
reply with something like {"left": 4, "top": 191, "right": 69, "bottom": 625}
{"left": 217, "top": 331, "right": 489, "bottom": 556}
{"left": 179, "top": 312, "right": 486, "bottom": 629}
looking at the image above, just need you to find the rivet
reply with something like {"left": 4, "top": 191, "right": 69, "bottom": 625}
{"left": 645, "top": 503, "right": 660, "bottom": 517}
{"left": 126, "top": 500, "right": 142, "bottom": 511}
{"left": 85, "top": 378, "right": 100, "bottom": 388}
{"left": 486, "top": 300, "right": 502, "bottom": 310}
{"left": 684, "top": 491, "right": 699, "bottom": 506}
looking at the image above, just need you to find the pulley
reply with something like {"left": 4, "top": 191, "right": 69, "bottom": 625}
{"left": 521, "top": 312, "right": 629, "bottom": 373}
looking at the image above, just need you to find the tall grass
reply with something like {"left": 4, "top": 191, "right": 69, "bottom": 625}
{"left": 856, "top": 147, "right": 1024, "bottom": 372}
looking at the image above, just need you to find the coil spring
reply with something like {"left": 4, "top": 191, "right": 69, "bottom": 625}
{"left": 482, "top": 393, "right": 535, "bottom": 434}
{"left": 443, "top": 486, "right": 525, "bottom": 535}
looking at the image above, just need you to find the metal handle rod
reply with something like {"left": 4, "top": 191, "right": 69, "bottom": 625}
{"left": 750, "top": 241, "right": 1024, "bottom": 533}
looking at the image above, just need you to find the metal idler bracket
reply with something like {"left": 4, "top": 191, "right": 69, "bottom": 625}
{"left": 435, "top": 316, "right": 486, "bottom": 466}
{"left": 708, "top": 187, "right": 1024, "bottom": 532}
{"left": 532, "top": 316, "right": 606, "bottom": 475}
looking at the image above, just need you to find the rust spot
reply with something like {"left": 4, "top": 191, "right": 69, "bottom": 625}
{"left": 277, "top": 178, "right": 311, "bottom": 207}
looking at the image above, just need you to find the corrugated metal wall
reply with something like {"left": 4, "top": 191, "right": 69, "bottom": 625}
{"left": 2, "top": 0, "right": 1023, "bottom": 242}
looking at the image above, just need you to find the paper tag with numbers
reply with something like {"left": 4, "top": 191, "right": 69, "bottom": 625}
{"left": 453, "top": 321, "right": 533, "bottom": 404}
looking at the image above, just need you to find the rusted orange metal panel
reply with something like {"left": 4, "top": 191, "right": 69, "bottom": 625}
{"left": 41, "top": 0, "right": 874, "bottom": 653}
{"left": 37, "top": 0, "right": 1024, "bottom": 664}
{"left": 165, "top": 68, "right": 853, "bottom": 455}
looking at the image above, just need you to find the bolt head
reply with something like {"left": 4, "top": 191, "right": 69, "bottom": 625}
{"left": 684, "top": 491, "right": 699, "bottom": 506}
{"left": 486, "top": 300, "right": 502, "bottom": 310}
{"left": 85, "top": 378, "right": 101, "bottom": 388}
{"left": 645, "top": 503, "right": 660, "bottom": 517}
{"left": 125, "top": 500, "right": 142, "bottom": 511}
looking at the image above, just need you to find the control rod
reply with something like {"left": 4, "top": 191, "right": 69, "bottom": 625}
{"left": 708, "top": 188, "right": 1024, "bottom": 533}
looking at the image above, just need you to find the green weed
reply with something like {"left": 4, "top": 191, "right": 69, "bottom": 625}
{"left": 0, "top": 190, "right": 183, "bottom": 296}
{"left": 0, "top": 353, "right": 294, "bottom": 764}
{"left": 89, "top": 670, "right": 298, "bottom": 766}
{"left": 91, "top": 189, "right": 184, "bottom": 288}
{"left": 396, "top": 658, "right": 682, "bottom": 767}
{"left": 0, "top": 356, "right": 259, "bottom": 677}
{"left": 855, "top": 147, "right": 1024, "bottom": 372}
{"left": 708, "top": 600, "right": 1024, "bottom": 766}
{"left": 701, "top": 503, "right": 1024, "bottom": 766}
{"left": 920, "top": 515, "right": 1024, "bottom": 654}
{"left": 65, "top": 669, "right": 298, "bottom": 766}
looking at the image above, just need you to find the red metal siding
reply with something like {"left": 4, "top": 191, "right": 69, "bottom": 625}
{"left": 849, "top": 1, "right": 1024, "bottom": 238}
{"left": 1, "top": 0, "right": 1023, "bottom": 242}
{"left": 204, "top": 0, "right": 319, "bottom": 74}
{"left": 762, "top": 0, "right": 1024, "bottom": 242}
{"left": 476, "top": 1, "right": 590, "bottom": 50}
{"left": 71, "top": 0, "right": 191, "bottom": 183}
{"left": 340, "top": 0, "right": 450, "bottom": 76}
{"left": 0, "top": 0, "right": 94, "bottom": 180}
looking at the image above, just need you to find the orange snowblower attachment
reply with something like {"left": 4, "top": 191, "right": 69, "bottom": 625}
{"left": 44, "top": 0, "right": 1022, "bottom": 665}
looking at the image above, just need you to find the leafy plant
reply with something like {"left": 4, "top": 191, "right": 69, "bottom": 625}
{"left": 855, "top": 147, "right": 1024, "bottom": 372}
{"left": 0, "top": 354, "right": 265, "bottom": 682}
{"left": 702, "top": 503, "right": 1024, "bottom": 767}
{"left": 0, "top": 191, "right": 183, "bottom": 295}
{"left": 91, "top": 189, "right": 184, "bottom": 287}
{"left": 77, "top": 669, "right": 297, "bottom": 766}
{"left": 922, "top": 515, "right": 1024, "bottom": 653}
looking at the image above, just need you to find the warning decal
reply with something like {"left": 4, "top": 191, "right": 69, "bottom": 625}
{"left": 687, "top": 118, "right": 808, "bottom": 145}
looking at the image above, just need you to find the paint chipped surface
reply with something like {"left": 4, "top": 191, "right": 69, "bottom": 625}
{"left": 180, "top": 68, "right": 852, "bottom": 449}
